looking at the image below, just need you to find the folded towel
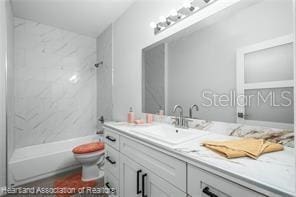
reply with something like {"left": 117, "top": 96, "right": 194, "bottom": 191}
{"left": 202, "top": 138, "right": 283, "bottom": 159}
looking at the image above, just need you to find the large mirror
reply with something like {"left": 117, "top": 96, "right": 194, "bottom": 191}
{"left": 142, "top": 0, "right": 294, "bottom": 128}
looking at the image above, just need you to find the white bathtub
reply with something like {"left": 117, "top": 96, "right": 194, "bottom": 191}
{"left": 8, "top": 135, "right": 101, "bottom": 186}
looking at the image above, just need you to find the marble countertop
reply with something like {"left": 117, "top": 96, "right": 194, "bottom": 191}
{"left": 104, "top": 121, "right": 295, "bottom": 197}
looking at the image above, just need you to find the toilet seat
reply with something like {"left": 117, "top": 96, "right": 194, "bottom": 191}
{"left": 72, "top": 142, "right": 104, "bottom": 154}
{"left": 73, "top": 149, "right": 104, "bottom": 159}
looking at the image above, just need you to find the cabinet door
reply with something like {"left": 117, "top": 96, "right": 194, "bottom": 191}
{"left": 120, "top": 136, "right": 186, "bottom": 192}
{"left": 120, "top": 154, "right": 186, "bottom": 197}
{"left": 120, "top": 154, "right": 143, "bottom": 197}
{"left": 104, "top": 170, "right": 119, "bottom": 197}
{"left": 146, "top": 170, "right": 186, "bottom": 197}
{"left": 188, "top": 164, "right": 266, "bottom": 197}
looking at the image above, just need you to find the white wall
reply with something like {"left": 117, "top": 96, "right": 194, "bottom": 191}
{"left": 112, "top": 0, "right": 247, "bottom": 121}
{"left": 112, "top": 0, "right": 189, "bottom": 120}
{"left": 96, "top": 25, "right": 113, "bottom": 128}
{"left": 293, "top": 1, "right": 296, "bottom": 191}
{"left": 14, "top": 17, "right": 97, "bottom": 148}
{"left": 0, "top": 1, "right": 7, "bottom": 192}
{"left": 0, "top": 0, "right": 13, "bottom": 192}
{"left": 6, "top": 1, "right": 15, "bottom": 162}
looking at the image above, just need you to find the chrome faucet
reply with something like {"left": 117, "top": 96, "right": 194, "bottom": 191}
{"left": 172, "top": 105, "right": 183, "bottom": 128}
{"left": 189, "top": 104, "right": 199, "bottom": 118}
{"left": 172, "top": 105, "right": 191, "bottom": 129}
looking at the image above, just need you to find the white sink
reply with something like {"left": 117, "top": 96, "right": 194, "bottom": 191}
{"left": 129, "top": 124, "right": 207, "bottom": 146}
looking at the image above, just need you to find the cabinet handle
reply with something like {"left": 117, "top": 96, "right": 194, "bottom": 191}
{"left": 106, "top": 182, "right": 117, "bottom": 194}
{"left": 106, "top": 156, "right": 116, "bottom": 165}
{"left": 202, "top": 187, "right": 218, "bottom": 197}
{"left": 106, "top": 182, "right": 111, "bottom": 189}
{"left": 106, "top": 135, "right": 116, "bottom": 142}
{"left": 137, "top": 170, "right": 142, "bottom": 194}
{"left": 142, "top": 173, "right": 147, "bottom": 197}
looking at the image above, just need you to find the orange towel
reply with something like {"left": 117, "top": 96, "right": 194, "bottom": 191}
{"left": 202, "top": 138, "right": 283, "bottom": 159}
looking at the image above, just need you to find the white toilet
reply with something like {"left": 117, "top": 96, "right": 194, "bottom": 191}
{"left": 72, "top": 142, "right": 105, "bottom": 181}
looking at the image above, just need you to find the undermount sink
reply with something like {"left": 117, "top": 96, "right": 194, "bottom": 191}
{"left": 129, "top": 124, "right": 207, "bottom": 146}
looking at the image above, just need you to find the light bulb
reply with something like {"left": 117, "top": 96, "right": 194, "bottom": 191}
{"left": 159, "top": 16, "right": 166, "bottom": 23}
{"left": 69, "top": 74, "right": 79, "bottom": 83}
{"left": 170, "top": 9, "right": 178, "bottom": 17}
{"left": 183, "top": 2, "right": 191, "bottom": 9}
{"left": 150, "top": 22, "right": 157, "bottom": 29}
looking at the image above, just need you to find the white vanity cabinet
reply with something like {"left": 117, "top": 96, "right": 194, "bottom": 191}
{"left": 120, "top": 136, "right": 187, "bottom": 192}
{"left": 120, "top": 154, "right": 186, "bottom": 197}
{"left": 104, "top": 128, "right": 121, "bottom": 196}
{"left": 119, "top": 154, "right": 143, "bottom": 197}
{"left": 104, "top": 171, "right": 119, "bottom": 197}
{"left": 105, "top": 144, "right": 120, "bottom": 179}
{"left": 104, "top": 126, "right": 283, "bottom": 197}
{"left": 187, "top": 164, "right": 266, "bottom": 197}
{"left": 104, "top": 127, "right": 186, "bottom": 197}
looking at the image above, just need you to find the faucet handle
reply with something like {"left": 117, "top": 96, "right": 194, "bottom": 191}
{"left": 171, "top": 117, "right": 181, "bottom": 128}
{"left": 182, "top": 118, "right": 193, "bottom": 129}
{"left": 191, "top": 104, "right": 199, "bottom": 111}
{"left": 189, "top": 104, "right": 199, "bottom": 118}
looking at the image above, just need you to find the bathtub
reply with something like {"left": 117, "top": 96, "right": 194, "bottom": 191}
{"left": 8, "top": 135, "right": 102, "bottom": 186}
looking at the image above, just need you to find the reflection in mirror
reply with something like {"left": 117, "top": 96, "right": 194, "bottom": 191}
{"left": 142, "top": 43, "right": 166, "bottom": 114}
{"left": 142, "top": 0, "right": 294, "bottom": 129}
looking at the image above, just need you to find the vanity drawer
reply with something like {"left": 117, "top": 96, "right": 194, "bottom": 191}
{"left": 188, "top": 164, "right": 266, "bottom": 197}
{"left": 105, "top": 145, "right": 120, "bottom": 179}
{"left": 104, "top": 128, "right": 120, "bottom": 150}
{"left": 120, "top": 136, "right": 186, "bottom": 192}
{"left": 104, "top": 170, "right": 119, "bottom": 197}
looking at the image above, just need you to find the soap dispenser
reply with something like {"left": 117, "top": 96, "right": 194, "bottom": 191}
{"left": 128, "top": 107, "right": 135, "bottom": 123}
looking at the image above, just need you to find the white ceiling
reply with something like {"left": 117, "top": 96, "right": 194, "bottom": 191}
{"left": 11, "top": 0, "right": 135, "bottom": 38}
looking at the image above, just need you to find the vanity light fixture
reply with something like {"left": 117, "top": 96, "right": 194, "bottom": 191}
{"left": 167, "top": 9, "right": 182, "bottom": 22}
{"left": 158, "top": 16, "right": 171, "bottom": 27}
{"left": 150, "top": 22, "right": 161, "bottom": 34}
{"left": 150, "top": 22, "right": 157, "bottom": 29}
{"left": 150, "top": 0, "right": 216, "bottom": 35}
{"left": 183, "top": 1, "right": 195, "bottom": 11}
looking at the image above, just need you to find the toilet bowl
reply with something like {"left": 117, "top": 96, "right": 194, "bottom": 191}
{"left": 72, "top": 142, "right": 104, "bottom": 181}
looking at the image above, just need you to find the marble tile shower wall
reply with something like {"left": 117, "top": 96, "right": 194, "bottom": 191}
{"left": 14, "top": 17, "right": 97, "bottom": 148}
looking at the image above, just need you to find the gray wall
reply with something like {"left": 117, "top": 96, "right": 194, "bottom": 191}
{"left": 96, "top": 25, "right": 113, "bottom": 129}
{"left": 143, "top": 43, "right": 165, "bottom": 114}
{"left": 167, "top": 0, "right": 293, "bottom": 122}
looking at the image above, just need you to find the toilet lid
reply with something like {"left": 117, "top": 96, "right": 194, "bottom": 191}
{"left": 72, "top": 142, "right": 104, "bottom": 154}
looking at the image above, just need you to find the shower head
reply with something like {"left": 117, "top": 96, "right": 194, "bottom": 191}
{"left": 94, "top": 61, "right": 103, "bottom": 68}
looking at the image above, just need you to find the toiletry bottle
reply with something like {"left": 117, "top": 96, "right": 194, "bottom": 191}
{"left": 159, "top": 108, "right": 164, "bottom": 116}
{"left": 146, "top": 113, "right": 153, "bottom": 124}
{"left": 158, "top": 106, "right": 164, "bottom": 122}
{"left": 128, "top": 107, "right": 135, "bottom": 123}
